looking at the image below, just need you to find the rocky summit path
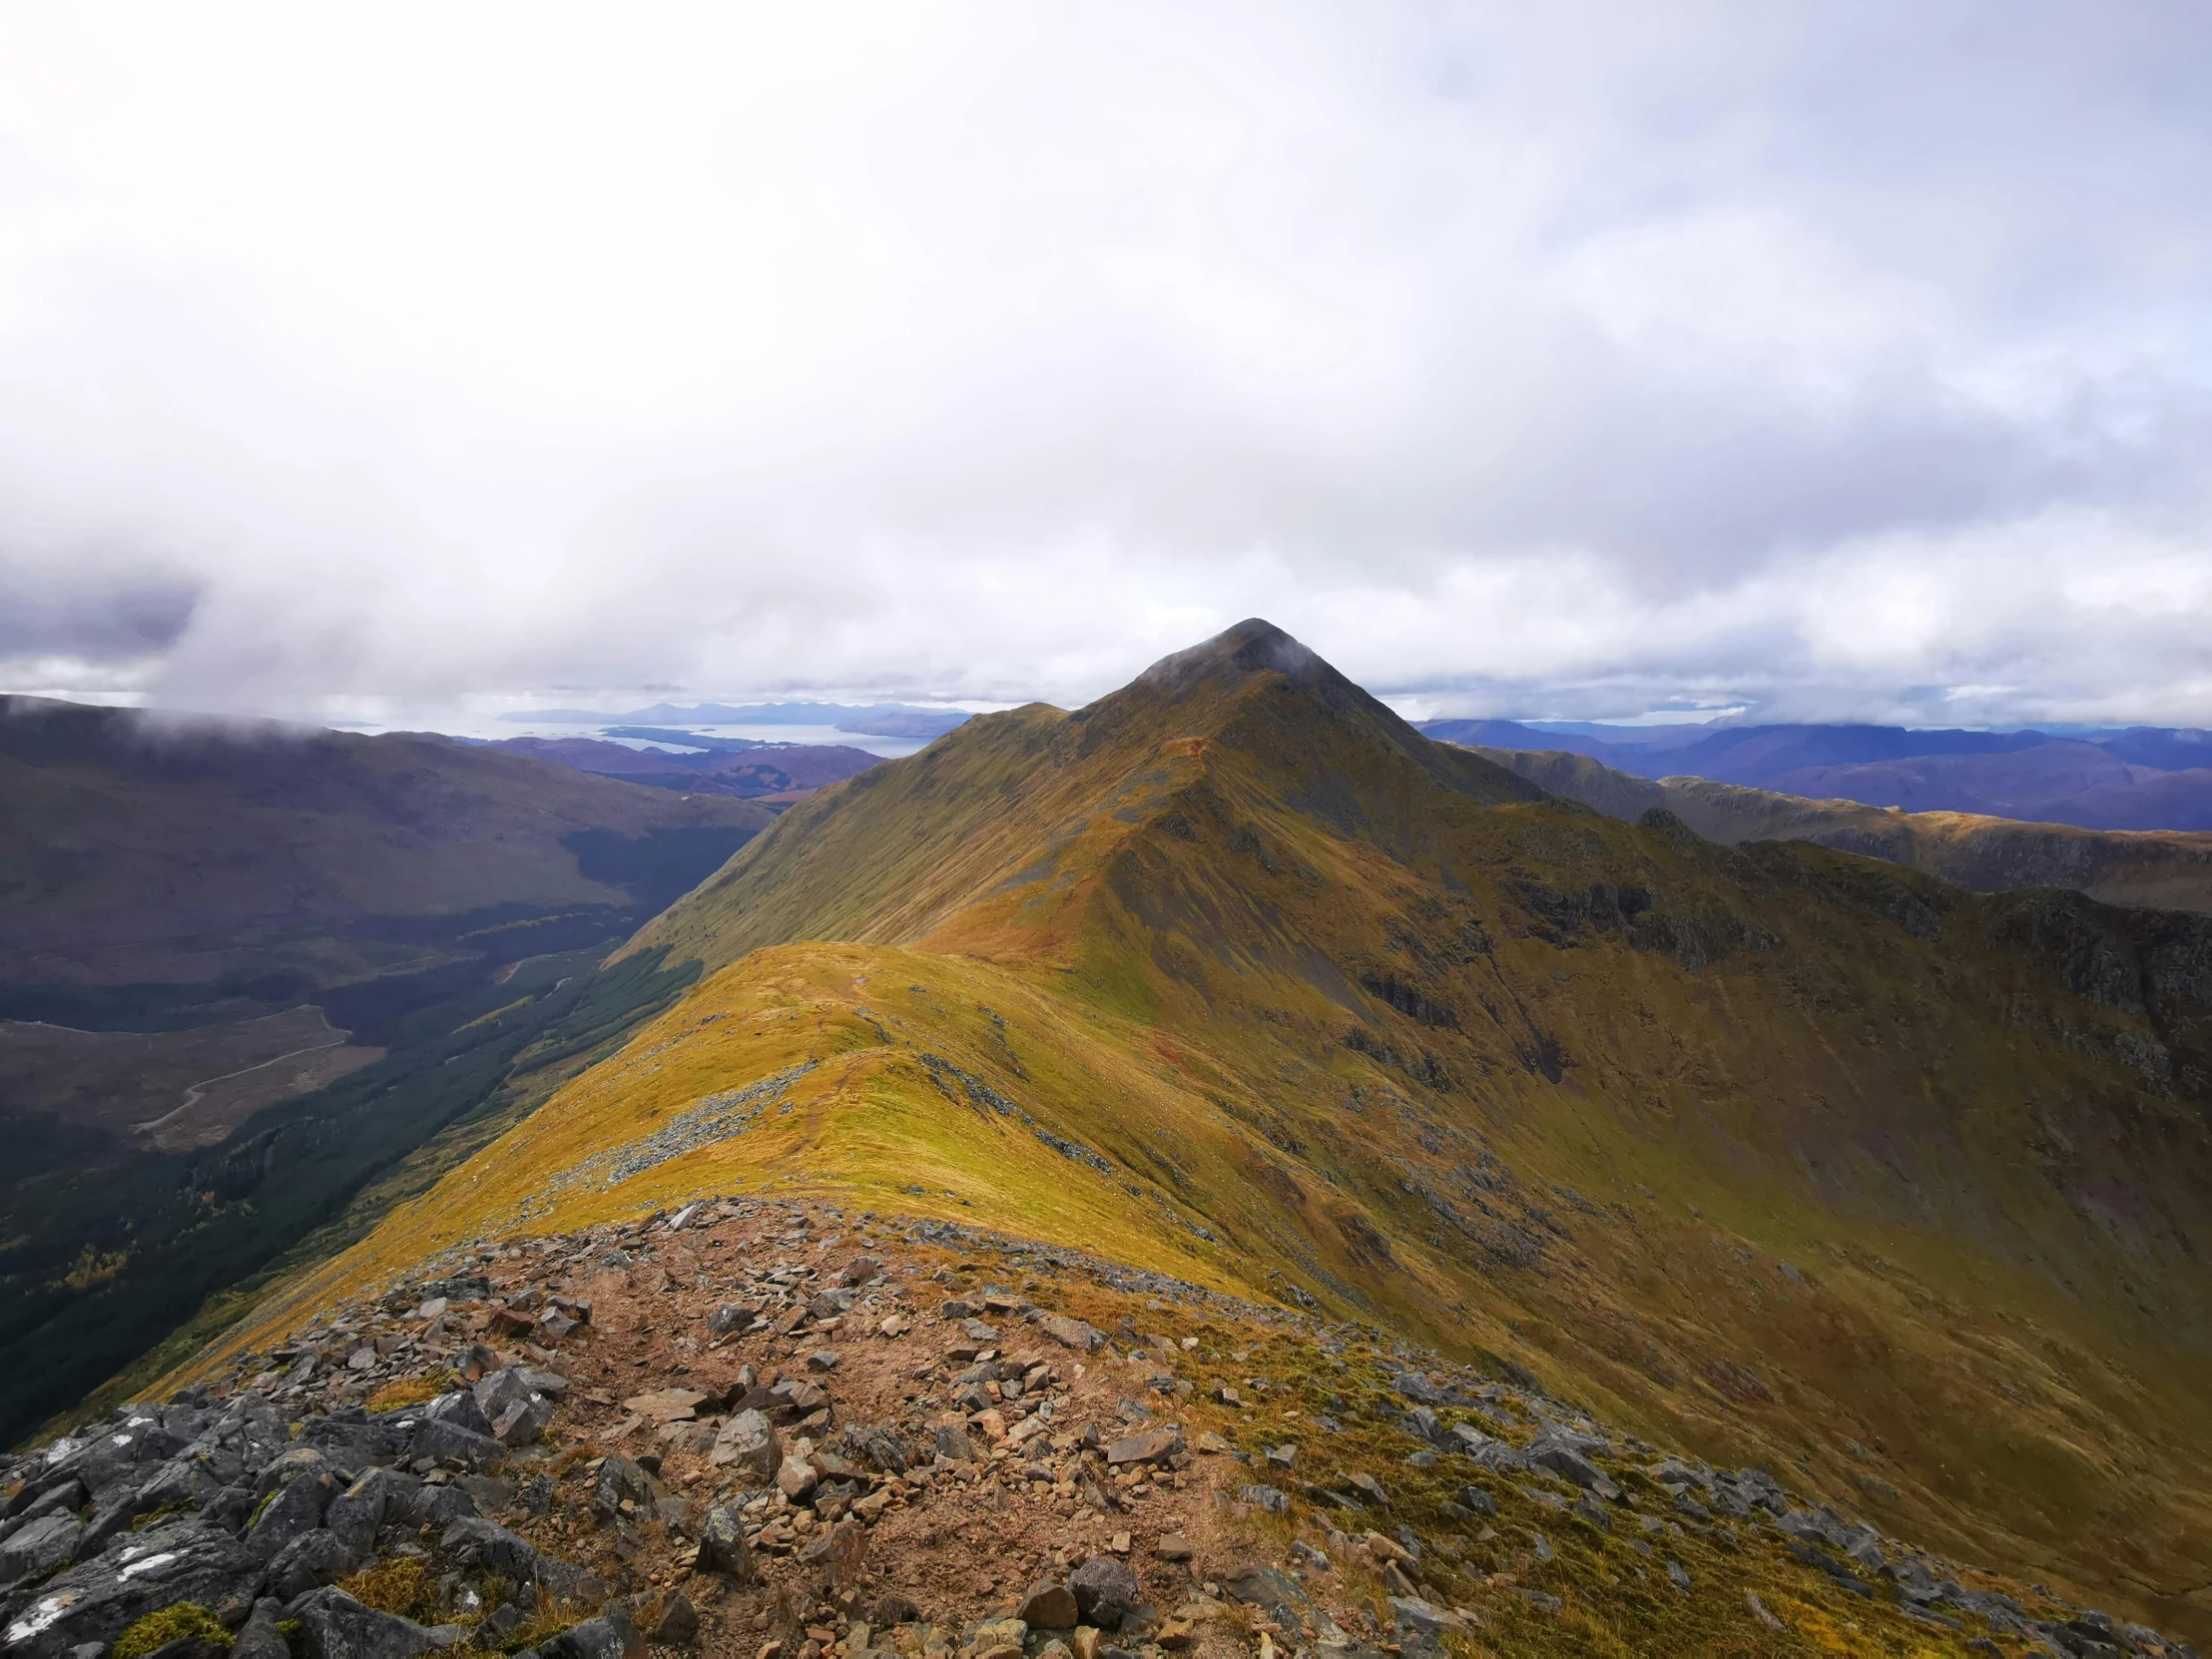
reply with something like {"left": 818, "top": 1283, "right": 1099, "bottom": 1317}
{"left": 2, "top": 1200, "right": 2195, "bottom": 1659}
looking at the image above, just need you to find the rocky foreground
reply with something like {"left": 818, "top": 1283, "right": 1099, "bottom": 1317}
{"left": 1, "top": 1200, "right": 2195, "bottom": 1659}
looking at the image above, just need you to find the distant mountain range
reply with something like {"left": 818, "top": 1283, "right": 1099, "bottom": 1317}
{"left": 498, "top": 700, "right": 974, "bottom": 740}
{"left": 1457, "top": 742, "right": 2212, "bottom": 916}
{"left": 1416, "top": 718, "right": 2212, "bottom": 830}
{"left": 481, "top": 733, "right": 882, "bottom": 800}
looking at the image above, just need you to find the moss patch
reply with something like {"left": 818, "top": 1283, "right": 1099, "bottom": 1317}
{"left": 114, "top": 1604, "right": 230, "bottom": 1659}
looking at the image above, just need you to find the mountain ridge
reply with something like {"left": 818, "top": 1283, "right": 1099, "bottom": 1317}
{"left": 1414, "top": 718, "right": 2212, "bottom": 832}
{"left": 1459, "top": 743, "right": 2212, "bottom": 916}
{"left": 162, "top": 622, "right": 2212, "bottom": 1640}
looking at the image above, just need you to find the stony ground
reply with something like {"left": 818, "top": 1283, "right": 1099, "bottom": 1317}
{"left": 2, "top": 1199, "right": 2197, "bottom": 1659}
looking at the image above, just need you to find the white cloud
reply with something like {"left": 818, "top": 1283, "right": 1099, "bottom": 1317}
{"left": 0, "top": 1, "right": 2209, "bottom": 727}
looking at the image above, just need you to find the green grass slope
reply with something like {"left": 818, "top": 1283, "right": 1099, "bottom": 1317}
{"left": 189, "top": 621, "right": 2212, "bottom": 1641}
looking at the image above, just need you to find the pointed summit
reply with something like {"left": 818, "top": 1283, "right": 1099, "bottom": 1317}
{"left": 1133, "top": 618, "right": 1326, "bottom": 696}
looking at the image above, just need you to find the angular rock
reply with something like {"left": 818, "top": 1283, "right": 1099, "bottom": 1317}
{"left": 797, "top": 1517, "right": 867, "bottom": 1588}
{"left": 694, "top": 1505, "right": 756, "bottom": 1583}
{"left": 408, "top": 1418, "right": 506, "bottom": 1471}
{"left": 708, "top": 1409, "right": 783, "bottom": 1480}
{"left": 1224, "top": 1562, "right": 1317, "bottom": 1633}
{"left": 288, "top": 1589, "right": 450, "bottom": 1659}
{"left": 1, "top": 1518, "right": 262, "bottom": 1658}
{"left": 841, "top": 1425, "right": 909, "bottom": 1475}
{"left": 247, "top": 1472, "right": 336, "bottom": 1562}
{"left": 1017, "top": 1581, "right": 1079, "bottom": 1630}
{"left": 768, "top": 1379, "right": 828, "bottom": 1417}
{"left": 398, "top": 1483, "right": 478, "bottom": 1531}
{"left": 253, "top": 1447, "right": 336, "bottom": 1502}
{"left": 619, "top": 1389, "right": 705, "bottom": 1424}
{"left": 0, "top": 1511, "right": 84, "bottom": 1589}
{"left": 589, "top": 1457, "right": 662, "bottom": 1520}
{"left": 1068, "top": 1555, "right": 1141, "bottom": 1630}
{"left": 1443, "top": 1424, "right": 1491, "bottom": 1457}
{"left": 539, "top": 1610, "right": 646, "bottom": 1659}
{"left": 1388, "top": 1596, "right": 1457, "bottom": 1659}
{"left": 1104, "top": 1428, "right": 1180, "bottom": 1468}
{"left": 232, "top": 1598, "right": 290, "bottom": 1659}
{"left": 324, "top": 1469, "right": 412, "bottom": 1565}
{"left": 1346, "top": 1472, "right": 1388, "bottom": 1507}
{"left": 300, "top": 1412, "right": 403, "bottom": 1468}
{"left": 267, "top": 1528, "right": 353, "bottom": 1600}
{"left": 1524, "top": 1438, "right": 1619, "bottom": 1501}
{"left": 1393, "top": 1372, "right": 1446, "bottom": 1405}
{"left": 1039, "top": 1316, "right": 1103, "bottom": 1353}
{"left": 637, "top": 1589, "right": 699, "bottom": 1646}
{"left": 420, "top": 1389, "right": 494, "bottom": 1438}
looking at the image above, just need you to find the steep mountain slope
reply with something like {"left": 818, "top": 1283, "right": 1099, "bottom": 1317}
{"left": 0, "top": 697, "right": 775, "bottom": 1444}
{"left": 1467, "top": 746, "right": 2212, "bottom": 915}
{"left": 0, "top": 697, "right": 773, "bottom": 987}
{"left": 182, "top": 623, "right": 2212, "bottom": 1641}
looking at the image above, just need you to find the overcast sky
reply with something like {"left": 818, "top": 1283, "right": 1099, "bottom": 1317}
{"left": 2, "top": 3, "right": 2210, "bottom": 729}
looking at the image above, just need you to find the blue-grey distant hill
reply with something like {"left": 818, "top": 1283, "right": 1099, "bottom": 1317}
{"left": 1414, "top": 718, "right": 2212, "bottom": 832}
{"left": 499, "top": 701, "right": 973, "bottom": 740}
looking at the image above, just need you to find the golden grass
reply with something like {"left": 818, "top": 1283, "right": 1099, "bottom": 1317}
{"left": 113, "top": 1604, "right": 230, "bottom": 1659}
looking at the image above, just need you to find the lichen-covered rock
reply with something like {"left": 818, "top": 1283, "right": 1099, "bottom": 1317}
{"left": 1, "top": 1518, "right": 263, "bottom": 1659}
{"left": 694, "top": 1504, "right": 756, "bottom": 1583}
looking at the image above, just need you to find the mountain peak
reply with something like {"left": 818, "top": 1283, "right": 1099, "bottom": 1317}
{"left": 1132, "top": 617, "right": 1325, "bottom": 697}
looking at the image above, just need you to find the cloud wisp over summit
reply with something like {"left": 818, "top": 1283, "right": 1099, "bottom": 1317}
{"left": 2, "top": 3, "right": 2209, "bottom": 727}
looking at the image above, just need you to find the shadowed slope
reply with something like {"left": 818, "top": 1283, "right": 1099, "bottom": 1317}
{"left": 191, "top": 621, "right": 2212, "bottom": 1640}
{"left": 1470, "top": 743, "right": 2212, "bottom": 915}
{"left": 0, "top": 696, "right": 773, "bottom": 985}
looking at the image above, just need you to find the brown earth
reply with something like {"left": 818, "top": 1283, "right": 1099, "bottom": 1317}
{"left": 181, "top": 1197, "right": 2175, "bottom": 1658}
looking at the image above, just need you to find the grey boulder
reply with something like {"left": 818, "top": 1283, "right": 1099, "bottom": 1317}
{"left": 0, "top": 1517, "right": 262, "bottom": 1659}
{"left": 268, "top": 1528, "right": 354, "bottom": 1600}
{"left": 538, "top": 1606, "right": 643, "bottom": 1659}
{"left": 286, "top": 1587, "right": 450, "bottom": 1659}
{"left": 1069, "top": 1555, "right": 1141, "bottom": 1630}
{"left": 0, "top": 1512, "right": 85, "bottom": 1589}
{"left": 708, "top": 1410, "right": 782, "bottom": 1481}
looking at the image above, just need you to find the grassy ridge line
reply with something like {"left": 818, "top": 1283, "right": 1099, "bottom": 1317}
{"left": 173, "top": 917, "right": 2212, "bottom": 1635}
{"left": 1466, "top": 743, "right": 2212, "bottom": 914}
{"left": 161, "top": 628, "right": 2212, "bottom": 1638}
